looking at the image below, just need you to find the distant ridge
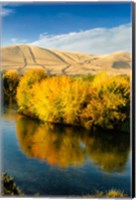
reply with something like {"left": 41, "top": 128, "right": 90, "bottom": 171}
{"left": 1, "top": 44, "right": 131, "bottom": 75}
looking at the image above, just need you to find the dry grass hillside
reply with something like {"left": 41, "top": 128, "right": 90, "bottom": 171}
{"left": 1, "top": 44, "right": 131, "bottom": 75}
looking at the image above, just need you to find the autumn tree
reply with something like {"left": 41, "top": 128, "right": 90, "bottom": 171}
{"left": 3, "top": 70, "right": 20, "bottom": 97}
{"left": 16, "top": 69, "right": 47, "bottom": 116}
{"left": 16, "top": 70, "right": 130, "bottom": 130}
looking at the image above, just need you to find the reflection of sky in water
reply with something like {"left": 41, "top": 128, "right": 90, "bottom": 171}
{"left": 79, "top": 141, "right": 86, "bottom": 150}
{"left": 1, "top": 108, "right": 131, "bottom": 196}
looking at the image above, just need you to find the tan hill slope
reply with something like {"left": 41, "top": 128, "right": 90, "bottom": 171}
{"left": 1, "top": 44, "right": 131, "bottom": 75}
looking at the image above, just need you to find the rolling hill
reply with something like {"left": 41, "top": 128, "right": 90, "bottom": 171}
{"left": 1, "top": 44, "right": 131, "bottom": 75}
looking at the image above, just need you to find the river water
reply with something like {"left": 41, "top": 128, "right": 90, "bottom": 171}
{"left": 1, "top": 105, "right": 131, "bottom": 196}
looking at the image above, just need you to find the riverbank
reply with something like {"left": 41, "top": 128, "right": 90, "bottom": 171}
{"left": 1, "top": 173, "right": 23, "bottom": 196}
{"left": 2, "top": 69, "right": 130, "bottom": 131}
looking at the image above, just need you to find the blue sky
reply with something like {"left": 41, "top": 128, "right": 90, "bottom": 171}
{"left": 1, "top": 2, "right": 132, "bottom": 54}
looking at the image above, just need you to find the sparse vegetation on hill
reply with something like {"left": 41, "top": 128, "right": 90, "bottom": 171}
{"left": 16, "top": 70, "right": 130, "bottom": 130}
{"left": 2, "top": 45, "right": 131, "bottom": 75}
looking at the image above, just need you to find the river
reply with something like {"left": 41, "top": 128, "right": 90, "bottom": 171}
{"left": 1, "top": 105, "right": 131, "bottom": 196}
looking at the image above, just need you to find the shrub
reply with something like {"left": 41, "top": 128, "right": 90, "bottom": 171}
{"left": 16, "top": 71, "right": 130, "bottom": 130}
{"left": 94, "top": 189, "right": 127, "bottom": 197}
{"left": 1, "top": 173, "right": 23, "bottom": 196}
{"left": 80, "top": 73, "right": 130, "bottom": 129}
{"left": 16, "top": 69, "right": 47, "bottom": 116}
{"left": 3, "top": 70, "right": 20, "bottom": 98}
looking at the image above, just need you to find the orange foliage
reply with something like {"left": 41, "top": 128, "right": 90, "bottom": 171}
{"left": 16, "top": 71, "right": 130, "bottom": 130}
{"left": 16, "top": 115, "right": 130, "bottom": 171}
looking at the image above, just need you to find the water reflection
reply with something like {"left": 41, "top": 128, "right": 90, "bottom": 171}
{"left": 16, "top": 115, "right": 130, "bottom": 172}
{"left": 2, "top": 104, "right": 18, "bottom": 121}
{"left": 85, "top": 134, "right": 130, "bottom": 172}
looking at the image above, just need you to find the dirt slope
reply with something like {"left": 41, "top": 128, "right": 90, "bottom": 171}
{"left": 1, "top": 44, "right": 131, "bottom": 75}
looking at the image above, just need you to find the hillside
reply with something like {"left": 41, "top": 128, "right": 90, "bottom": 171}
{"left": 1, "top": 45, "right": 131, "bottom": 75}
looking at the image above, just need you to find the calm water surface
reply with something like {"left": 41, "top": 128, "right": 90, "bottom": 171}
{"left": 1, "top": 106, "right": 131, "bottom": 196}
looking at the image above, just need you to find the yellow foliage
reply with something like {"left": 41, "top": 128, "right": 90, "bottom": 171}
{"left": 16, "top": 71, "right": 130, "bottom": 130}
{"left": 80, "top": 73, "right": 130, "bottom": 129}
{"left": 16, "top": 69, "right": 47, "bottom": 115}
{"left": 3, "top": 70, "right": 20, "bottom": 97}
{"left": 106, "top": 189, "right": 127, "bottom": 197}
{"left": 3, "top": 70, "right": 19, "bottom": 81}
{"left": 95, "top": 189, "right": 127, "bottom": 197}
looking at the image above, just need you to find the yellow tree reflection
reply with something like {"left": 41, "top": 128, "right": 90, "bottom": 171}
{"left": 16, "top": 116, "right": 86, "bottom": 168}
{"left": 16, "top": 115, "right": 130, "bottom": 172}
